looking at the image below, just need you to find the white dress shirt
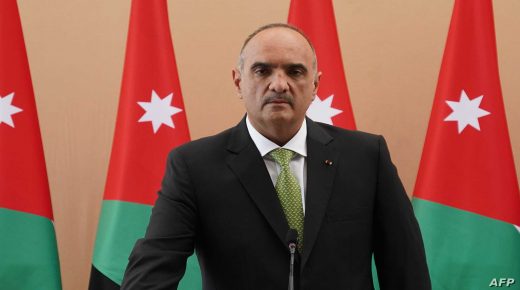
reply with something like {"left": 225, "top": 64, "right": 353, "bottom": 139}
{"left": 246, "top": 116, "right": 307, "bottom": 213}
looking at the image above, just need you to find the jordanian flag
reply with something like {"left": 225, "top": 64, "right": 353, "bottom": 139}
{"left": 413, "top": 0, "right": 520, "bottom": 289}
{"left": 0, "top": 1, "right": 62, "bottom": 289}
{"left": 288, "top": 0, "right": 356, "bottom": 129}
{"left": 88, "top": 0, "right": 200, "bottom": 289}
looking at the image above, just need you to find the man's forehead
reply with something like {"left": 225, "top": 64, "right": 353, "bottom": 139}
{"left": 247, "top": 27, "right": 312, "bottom": 51}
{"left": 241, "top": 28, "right": 313, "bottom": 62}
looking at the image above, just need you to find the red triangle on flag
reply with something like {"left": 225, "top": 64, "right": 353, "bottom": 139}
{"left": 102, "top": 0, "right": 191, "bottom": 206}
{"left": 0, "top": 0, "right": 54, "bottom": 220}
{"left": 413, "top": 0, "right": 520, "bottom": 226}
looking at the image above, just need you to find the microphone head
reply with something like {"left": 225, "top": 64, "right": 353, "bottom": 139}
{"left": 286, "top": 229, "right": 298, "bottom": 246}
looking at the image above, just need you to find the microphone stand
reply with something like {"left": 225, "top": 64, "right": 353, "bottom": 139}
{"left": 286, "top": 229, "right": 298, "bottom": 290}
{"left": 288, "top": 241, "right": 296, "bottom": 290}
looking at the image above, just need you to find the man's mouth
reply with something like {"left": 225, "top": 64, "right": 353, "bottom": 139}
{"left": 269, "top": 99, "right": 289, "bottom": 104}
{"left": 263, "top": 94, "right": 293, "bottom": 107}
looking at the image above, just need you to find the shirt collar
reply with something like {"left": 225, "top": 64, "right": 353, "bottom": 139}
{"left": 246, "top": 115, "right": 307, "bottom": 158}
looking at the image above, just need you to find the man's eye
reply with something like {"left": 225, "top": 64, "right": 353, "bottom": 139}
{"left": 253, "top": 67, "right": 270, "bottom": 75}
{"left": 288, "top": 69, "right": 304, "bottom": 77}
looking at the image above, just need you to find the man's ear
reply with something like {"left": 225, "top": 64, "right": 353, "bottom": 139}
{"left": 232, "top": 68, "right": 242, "bottom": 95}
{"left": 313, "top": 71, "right": 322, "bottom": 95}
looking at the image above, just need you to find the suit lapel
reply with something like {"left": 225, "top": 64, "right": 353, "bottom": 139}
{"left": 225, "top": 118, "right": 289, "bottom": 246}
{"left": 302, "top": 119, "right": 338, "bottom": 269}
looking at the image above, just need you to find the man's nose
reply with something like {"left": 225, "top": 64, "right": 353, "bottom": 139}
{"left": 268, "top": 72, "right": 289, "bottom": 93}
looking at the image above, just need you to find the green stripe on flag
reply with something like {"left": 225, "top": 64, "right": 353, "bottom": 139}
{"left": 413, "top": 198, "right": 520, "bottom": 289}
{"left": 0, "top": 208, "right": 61, "bottom": 290}
{"left": 92, "top": 200, "right": 201, "bottom": 288}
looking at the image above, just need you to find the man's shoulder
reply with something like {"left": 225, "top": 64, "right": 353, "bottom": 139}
{"left": 310, "top": 121, "right": 389, "bottom": 163}
{"left": 311, "top": 121, "right": 382, "bottom": 147}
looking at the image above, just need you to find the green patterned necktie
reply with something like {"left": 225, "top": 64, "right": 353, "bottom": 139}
{"left": 269, "top": 148, "right": 304, "bottom": 252}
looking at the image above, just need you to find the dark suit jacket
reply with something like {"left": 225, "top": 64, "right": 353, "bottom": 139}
{"left": 121, "top": 118, "right": 431, "bottom": 290}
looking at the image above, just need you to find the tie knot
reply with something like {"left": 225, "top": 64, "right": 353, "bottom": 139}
{"left": 269, "top": 148, "right": 295, "bottom": 166}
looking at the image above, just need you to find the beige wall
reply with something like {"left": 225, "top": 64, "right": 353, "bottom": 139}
{"left": 17, "top": 0, "right": 519, "bottom": 289}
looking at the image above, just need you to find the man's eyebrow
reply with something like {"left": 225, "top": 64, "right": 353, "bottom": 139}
{"left": 284, "top": 63, "right": 308, "bottom": 73}
{"left": 249, "top": 62, "right": 308, "bottom": 72}
{"left": 250, "top": 62, "right": 272, "bottom": 69}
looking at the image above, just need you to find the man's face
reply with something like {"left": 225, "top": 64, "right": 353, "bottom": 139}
{"left": 233, "top": 27, "right": 320, "bottom": 131}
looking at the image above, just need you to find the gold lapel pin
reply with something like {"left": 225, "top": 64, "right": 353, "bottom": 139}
{"left": 324, "top": 160, "right": 333, "bottom": 166}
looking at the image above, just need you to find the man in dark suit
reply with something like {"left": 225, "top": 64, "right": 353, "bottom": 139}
{"left": 121, "top": 23, "right": 431, "bottom": 290}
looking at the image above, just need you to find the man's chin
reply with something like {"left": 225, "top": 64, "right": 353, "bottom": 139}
{"left": 264, "top": 102, "right": 292, "bottom": 110}
{"left": 263, "top": 112, "right": 298, "bottom": 126}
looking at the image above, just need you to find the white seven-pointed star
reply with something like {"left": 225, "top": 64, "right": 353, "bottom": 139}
{"left": 306, "top": 94, "right": 342, "bottom": 125}
{"left": 444, "top": 90, "right": 491, "bottom": 134}
{"left": 0, "top": 92, "right": 23, "bottom": 128}
{"left": 138, "top": 90, "right": 182, "bottom": 133}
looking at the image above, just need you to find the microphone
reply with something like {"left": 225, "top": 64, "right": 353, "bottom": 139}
{"left": 286, "top": 229, "right": 298, "bottom": 290}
